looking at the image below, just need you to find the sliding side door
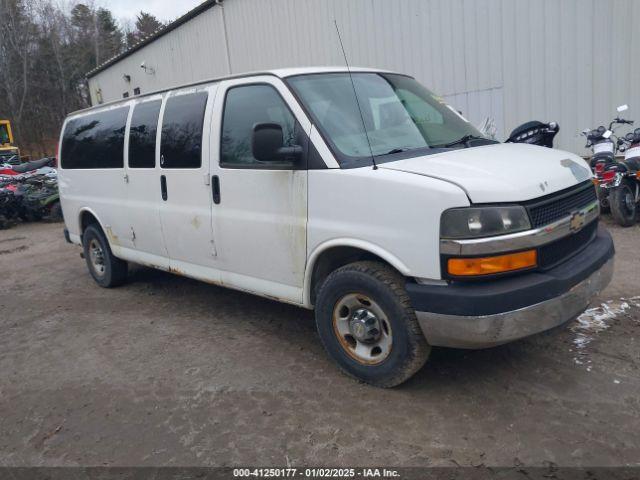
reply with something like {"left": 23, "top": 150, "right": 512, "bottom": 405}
{"left": 123, "top": 94, "right": 168, "bottom": 266}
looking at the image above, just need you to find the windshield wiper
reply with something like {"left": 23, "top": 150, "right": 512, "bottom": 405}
{"left": 382, "top": 148, "right": 409, "bottom": 155}
{"left": 436, "top": 134, "right": 487, "bottom": 148}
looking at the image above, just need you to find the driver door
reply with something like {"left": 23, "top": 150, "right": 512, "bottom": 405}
{"left": 209, "top": 76, "right": 311, "bottom": 304}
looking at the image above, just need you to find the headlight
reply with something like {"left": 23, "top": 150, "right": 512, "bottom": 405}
{"left": 440, "top": 206, "right": 531, "bottom": 239}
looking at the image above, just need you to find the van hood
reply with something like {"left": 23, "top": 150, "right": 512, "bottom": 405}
{"left": 379, "top": 143, "right": 592, "bottom": 203}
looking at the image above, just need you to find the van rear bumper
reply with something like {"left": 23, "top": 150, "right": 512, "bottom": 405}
{"left": 409, "top": 227, "right": 614, "bottom": 349}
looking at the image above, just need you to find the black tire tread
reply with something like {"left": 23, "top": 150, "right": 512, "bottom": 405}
{"left": 82, "top": 224, "right": 128, "bottom": 287}
{"left": 316, "top": 260, "right": 430, "bottom": 388}
{"left": 47, "top": 202, "right": 63, "bottom": 221}
{"left": 610, "top": 181, "right": 637, "bottom": 227}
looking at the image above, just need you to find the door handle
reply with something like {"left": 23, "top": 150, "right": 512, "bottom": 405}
{"left": 212, "top": 175, "right": 221, "bottom": 204}
{"left": 160, "top": 175, "right": 167, "bottom": 201}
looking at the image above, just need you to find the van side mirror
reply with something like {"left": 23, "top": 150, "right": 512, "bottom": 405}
{"left": 251, "top": 123, "right": 302, "bottom": 163}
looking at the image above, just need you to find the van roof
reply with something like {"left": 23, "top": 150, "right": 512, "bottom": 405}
{"left": 69, "top": 66, "right": 395, "bottom": 118}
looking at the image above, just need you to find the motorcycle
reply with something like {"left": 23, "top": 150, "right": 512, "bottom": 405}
{"left": 0, "top": 162, "right": 61, "bottom": 228}
{"left": 582, "top": 105, "right": 634, "bottom": 212}
{"left": 20, "top": 176, "right": 61, "bottom": 221}
{"left": 476, "top": 118, "right": 560, "bottom": 148}
{"left": 0, "top": 181, "right": 21, "bottom": 229}
{"left": 505, "top": 121, "right": 560, "bottom": 148}
{"left": 609, "top": 128, "right": 640, "bottom": 226}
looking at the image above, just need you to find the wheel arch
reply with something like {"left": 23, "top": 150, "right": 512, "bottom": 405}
{"left": 78, "top": 208, "right": 106, "bottom": 241}
{"left": 304, "top": 239, "right": 410, "bottom": 308}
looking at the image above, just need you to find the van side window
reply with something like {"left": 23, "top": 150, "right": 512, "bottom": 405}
{"left": 221, "top": 85, "right": 297, "bottom": 167}
{"left": 129, "top": 100, "right": 161, "bottom": 168}
{"left": 61, "top": 107, "right": 129, "bottom": 169}
{"left": 160, "top": 91, "right": 208, "bottom": 169}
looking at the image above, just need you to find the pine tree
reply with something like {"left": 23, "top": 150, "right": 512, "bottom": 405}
{"left": 136, "top": 12, "right": 163, "bottom": 39}
{"left": 126, "top": 11, "right": 164, "bottom": 47}
{"left": 96, "top": 8, "right": 124, "bottom": 63}
{"left": 0, "top": 1, "right": 127, "bottom": 156}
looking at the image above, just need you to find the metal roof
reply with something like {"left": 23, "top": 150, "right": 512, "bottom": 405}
{"left": 86, "top": 0, "right": 218, "bottom": 78}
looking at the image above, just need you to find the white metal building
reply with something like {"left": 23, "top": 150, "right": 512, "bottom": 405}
{"left": 87, "top": 0, "right": 640, "bottom": 153}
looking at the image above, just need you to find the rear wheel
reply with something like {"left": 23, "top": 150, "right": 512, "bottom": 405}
{"left": 315, "top": 261, "right": 430, "bottom": 387}
{"left": 597, "top": 187, "right": 610, "bottom": 214}
{"left": 82, "top": 224, "right": 128, "bottom": 287}
{"left": 611, "top": 180, "right": 638, "bottom": 227}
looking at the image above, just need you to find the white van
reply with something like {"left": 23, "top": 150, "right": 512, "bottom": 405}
{"left": 59, "top": 67, "right": 614, "bottom": 387}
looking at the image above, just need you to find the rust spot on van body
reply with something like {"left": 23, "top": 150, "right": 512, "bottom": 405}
{"left": 168, "top": 266, "right": 185, "bottom": 276}
{"left": 105, "top": 227, "right": 119, "bottom": 246}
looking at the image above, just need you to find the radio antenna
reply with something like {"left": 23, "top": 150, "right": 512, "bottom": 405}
{"left": 334, "top": 20, "right": 377, "bottom": 170}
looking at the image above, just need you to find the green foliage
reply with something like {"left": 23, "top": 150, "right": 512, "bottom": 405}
{"left": 0, "top": 0, "right": 131, "bottom": 157}
{"left": 126, "top": 11, "right": 164, "bottom": 48}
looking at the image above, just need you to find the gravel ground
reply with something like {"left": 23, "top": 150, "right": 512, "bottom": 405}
{"left": 0, "top": 218, "right": 639, "bottom": 468}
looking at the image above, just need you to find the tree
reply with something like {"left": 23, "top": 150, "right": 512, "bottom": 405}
{"left": 0, "top": 0, "right": 127, "bottom": 157}
{"left": 126, "top": 11, "right": 163, "bottom": 47}
{"left": 136, "top": 11, "right": 163, "bottom": 38}
{"left": 69, "top": 4, "right": 124, "bottom": 69}
{"left": 0, "top": 0, "right": 38, "bottom": 147}
{"left": 96, "top": 8, "right": 124, "bottom": 64}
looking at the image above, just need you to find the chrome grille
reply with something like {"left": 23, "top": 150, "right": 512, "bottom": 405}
{"left": 538, "top": 220, "right": 598, "bottom": 269}
{"left": 526, "top": 181, "right": 597, "bottom": 228}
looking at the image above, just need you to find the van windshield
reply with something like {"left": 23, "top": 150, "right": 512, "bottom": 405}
{"left": 287, "top": 73, "right": 491, "bottom": 167}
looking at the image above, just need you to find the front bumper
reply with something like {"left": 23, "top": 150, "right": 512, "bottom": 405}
{"left": 409, "top": 227, "right": 614, "bottom": 349}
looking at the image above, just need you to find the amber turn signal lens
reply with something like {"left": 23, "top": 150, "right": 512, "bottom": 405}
{"left": 448, "top": 250, "right": 537, "bottom": 276}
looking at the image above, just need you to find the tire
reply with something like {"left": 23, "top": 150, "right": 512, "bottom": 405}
{"left": 48, "top": 202, "right": 63, "bottom": 221}
{"left": 597, "top": 188, "right": 610, "bottom": 214}
{"left": 82, "top": 224, "right": 128, "bottom": 287}
{"left": 610, "top": 180, "right": 638, "bottom": 227}
{"left": 315, "top": 261, "right": 430, "bottom": 388}
{"left": 25, "top": 210, "right": 43, "bottom": 222}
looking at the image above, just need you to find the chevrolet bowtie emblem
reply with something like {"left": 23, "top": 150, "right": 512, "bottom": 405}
{"left": 569, "top": 211, "right": 586, "bottom": 232}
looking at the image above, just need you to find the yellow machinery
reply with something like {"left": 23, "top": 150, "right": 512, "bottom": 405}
{"left": 0, "top": 120, "right": 20, "bottom": 163}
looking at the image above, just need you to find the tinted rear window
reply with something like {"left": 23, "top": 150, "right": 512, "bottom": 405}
{"left": 61, "top": 107, "right": 129, "bottom": 169}
{"left": 129, "top": 100, "right": 161, "bottom": 168}
{"left": 160, "top": 91, "right": 208, "bottom": 169}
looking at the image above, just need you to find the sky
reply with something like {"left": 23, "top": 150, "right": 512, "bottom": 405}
{"left": 101, "top": 0, "right": 206, "bottom": 24}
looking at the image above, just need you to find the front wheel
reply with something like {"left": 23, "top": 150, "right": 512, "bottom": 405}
{"left": 315, "top": 261, "right": 430, "bottom": 388}
{"left": 610, "top": 180, "right": 638, "bottom": 227}
{"left": 82, "top": 224, "right": 128, "bottom": 287}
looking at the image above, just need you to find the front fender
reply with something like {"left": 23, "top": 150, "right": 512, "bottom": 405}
{"left": 303, "top": 238, "right": 410, "bottom": 308}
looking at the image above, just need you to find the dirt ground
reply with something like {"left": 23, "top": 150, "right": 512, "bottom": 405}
{"left": 0, "top": 218, "right": 639, "bottom": 468}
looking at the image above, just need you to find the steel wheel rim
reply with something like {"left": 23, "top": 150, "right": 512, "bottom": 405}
{"left": 88, "top": 238, "right": 106, "bottom": 277}
{"left": 332, "top": 293, "right": 393, "bottom": 365}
